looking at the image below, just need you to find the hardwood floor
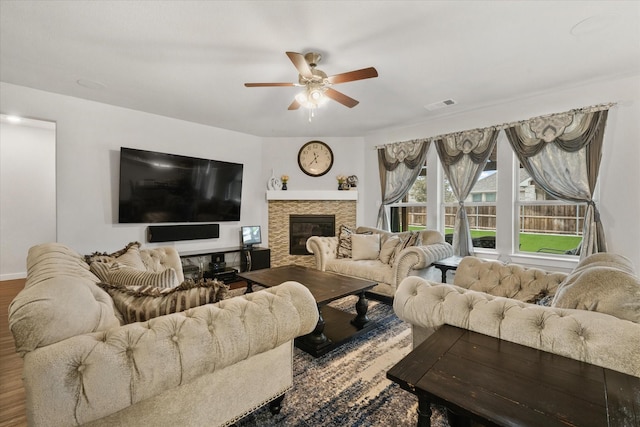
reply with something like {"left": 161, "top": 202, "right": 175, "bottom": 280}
{"left": 0, "top": 279, "right": 27, "bottom": 427}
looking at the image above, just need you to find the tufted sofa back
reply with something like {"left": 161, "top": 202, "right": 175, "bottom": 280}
{"left": 355, "top": 226, "right": 445, "bottom": 245}
{"left": 9, "top": 243, "right": 184, "bottom": 355}
{"left": 453, "top": 257, "right": 567, "bottom": 302}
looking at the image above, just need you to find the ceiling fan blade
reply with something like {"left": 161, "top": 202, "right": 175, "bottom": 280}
{"left": 327, "top": 67, "right": 378, "bottom": 84}
{"left": 244, "top": 82, "right": 296, "bottom": 87}
{"left": 288, "top": 99, "right": 301, "bottom": 110}
{"left": 286, "top": 51, "right": 313, "bottom": 79}
{"left": 325, "top": 88, "right": 359, "bottom": 108}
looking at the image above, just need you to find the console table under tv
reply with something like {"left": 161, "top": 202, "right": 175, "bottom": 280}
{"left": 179, "top": 247, "right": 270, "bottom": 282}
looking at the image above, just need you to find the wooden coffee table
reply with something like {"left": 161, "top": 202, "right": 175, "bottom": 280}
{"left": 387, "top": 324, "right": 640, "bottom": 427}
{"left": 238, "top": 265, "right": 378, "bottom": 357}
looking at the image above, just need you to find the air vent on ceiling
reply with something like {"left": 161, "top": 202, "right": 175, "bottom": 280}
{"left": 424, "top": 99, "right": 457, "bottom": 111}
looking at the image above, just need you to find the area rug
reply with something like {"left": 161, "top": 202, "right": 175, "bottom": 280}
{"left": 233, "top": 294, "right": 449, "bottom": 426}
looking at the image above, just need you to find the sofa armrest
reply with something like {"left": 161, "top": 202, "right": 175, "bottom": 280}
{"left": 21, "top": 282, "right": 319, "bottom": 426}
{"left": 393, "top": 276, "right": 640, "bottom": 378}
{"left": 140, "top": 246, "right": 185, "bottom": 283}
{"left": 306, "top": 236, "right": 338, "bottom": 271}
{"left": 392, "top": 242, "right": 454, "bottom": 286}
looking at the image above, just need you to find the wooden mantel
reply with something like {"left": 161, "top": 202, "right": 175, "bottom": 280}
{"left": 266, "top": 190, "right": 358, "bottom": 201}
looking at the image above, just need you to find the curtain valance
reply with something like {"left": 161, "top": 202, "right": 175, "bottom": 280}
{"left": 378, "top": 138, "right": 430, "bottom": 171}
{"left": 374, "top": 103, "right": 615, "bottom": 150}
{"left": 504, "top": 109, "right": 609, "bottom": 157}
{"left": 435, "top": 128, "right": 498, "bottom": 166}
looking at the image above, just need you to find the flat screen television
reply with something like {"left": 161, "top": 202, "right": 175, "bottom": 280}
{"left": 118, "top": 147, "right": 243, "bottom": 223}
{"left": 241, "top": 225, "right": 262, "bottom": 248}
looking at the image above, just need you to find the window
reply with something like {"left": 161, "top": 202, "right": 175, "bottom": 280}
{"left": 389, "top": 163, "right": 426, "bottom": 232}
{"left": 429, "top": 129, "right": 592, "bottom": 261}
{"left": 516, "top": 166, "right": 584, "bottom": 254}
{"left": 443, "top": 144, "right": 497, "bottom": 249}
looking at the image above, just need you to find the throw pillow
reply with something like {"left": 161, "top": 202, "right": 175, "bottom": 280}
{"left": 85, "top": 242, "right": 146, "bottom": 271}
{"left": 89, "top": 261, "right": 112, "bottom": 283}
{"left": 337, "top": 225, "right": 354, "bottom": 258}
{"left": 90, "top": 261, "right": 180, "bottom": 289}
{"left": 351, "top": 234, "right": 381, "bottom": 261}
{"left": 388, "top": 232, "right": 422, "bottom": 267}
{"left": 97, "top": 278, "right": 229, "bottom": 324}
{"left": 379, "top": 235, "right": 401, "bottom": 264}
{"left": 110, "top": 264, "right": 179, "bottom": 289}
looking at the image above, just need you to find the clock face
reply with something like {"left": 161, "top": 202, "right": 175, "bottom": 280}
{"left": 298, "top": 141, "right": 334, "bottom": 177}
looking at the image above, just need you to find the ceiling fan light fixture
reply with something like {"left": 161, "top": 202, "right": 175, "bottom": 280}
{"left": 309, "top": 88, "right": 323, "bottom": 101}
{"left": 295, "top": 86, "right": 328, "bottom": 110}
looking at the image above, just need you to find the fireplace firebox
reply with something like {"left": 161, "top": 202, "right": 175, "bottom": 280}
{"left": 290, "top": 215, "right": 335, "bottom": 255}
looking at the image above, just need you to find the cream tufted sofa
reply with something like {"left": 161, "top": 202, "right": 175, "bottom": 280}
{"left": 394, "top": 254, "right": 640, "bottom": 377}
{"left": 306, "top": 226, "right": 453, "bottom": 300}
{"left": 8, "top": 243, "right": 319, "bottom": 426}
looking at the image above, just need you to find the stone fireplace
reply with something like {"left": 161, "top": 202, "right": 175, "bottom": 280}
{"left": 267, "top": 190, "right": 357, "bottom": 268}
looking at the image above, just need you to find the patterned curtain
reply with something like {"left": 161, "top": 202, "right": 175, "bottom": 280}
{"left": 504, "top": 105, "right": 611, "bottom": 259}
{"left": 376, "top": 139, "right": 430, "bottom": 230}
{"left": 435, "top": 128, "right": 498, "bottom": 256}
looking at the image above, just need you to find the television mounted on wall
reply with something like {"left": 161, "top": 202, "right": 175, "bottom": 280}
{"left": 118, "top": 147, "right": 243, "bottom": 223}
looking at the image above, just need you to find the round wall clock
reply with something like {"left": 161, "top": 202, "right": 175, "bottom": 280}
{"left": 298, "top": 140, "right": 334, "bottom": 177}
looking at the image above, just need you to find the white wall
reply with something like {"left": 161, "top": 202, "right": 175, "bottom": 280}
{"left": 0, "top": 118, "right": 56, "bottom": 279}
{"left": 261, "top": 136, "right": 367, "bottom": 225}
{"left": 0, "top": 84, "right": 368, "bottom": 278}
{"left": 363, "top": 74, "right": 640, "bottom": 270}
{"left": 0, "top": 82, "right": 265, "bottom": 260}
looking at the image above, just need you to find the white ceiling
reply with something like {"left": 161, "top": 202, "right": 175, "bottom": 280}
{"left": 1, "top": 1, "right": 639, "bottom": 137}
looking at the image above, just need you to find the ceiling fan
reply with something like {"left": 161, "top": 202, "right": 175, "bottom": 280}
{"left": 244, "top": 51, "right": 378, "bottom": 110}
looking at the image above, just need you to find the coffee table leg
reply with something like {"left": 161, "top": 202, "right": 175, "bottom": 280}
{"left": 244, "top": 280, "right": 254, "bottom": 294}
{"left": 306, "top": 305, "right": 328, "bottom": 345}
{"left": 446, "top": 408, "right": 470, "bottom": 427}
{"left": 417, "top": 395, "right": 432, "bottom": 427}
{"left": 351, "top": 291, "right": 370, "bottom": 329}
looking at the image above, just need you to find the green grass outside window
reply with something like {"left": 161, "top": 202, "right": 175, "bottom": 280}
{"left": 409, "top": 227, "right": 582, "bottom": 253}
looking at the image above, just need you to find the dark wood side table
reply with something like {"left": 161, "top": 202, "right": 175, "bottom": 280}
{"left": 387, "top": 324, "right": 640, "bottom": 427}
{"left": 432, "top": 256, "right": 463, "bottom": 283}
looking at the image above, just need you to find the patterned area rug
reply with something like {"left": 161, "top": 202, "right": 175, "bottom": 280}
{"left": 233, "top": 294, "right": 449, "bottom": 426}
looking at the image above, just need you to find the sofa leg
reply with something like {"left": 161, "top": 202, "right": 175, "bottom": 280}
{"left": 269, "top": 394, "right": 285, "bottom": 415}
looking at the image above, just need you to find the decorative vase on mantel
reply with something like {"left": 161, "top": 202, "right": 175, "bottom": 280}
{"left": 282, "top": 182, "right": 288, "bottom": 190}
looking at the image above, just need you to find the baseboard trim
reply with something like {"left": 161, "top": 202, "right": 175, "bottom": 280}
{"left": 0, "top": 272, "right": 27, "bottom": 281}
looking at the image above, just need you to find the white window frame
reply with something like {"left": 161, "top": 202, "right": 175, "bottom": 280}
{"left": 431, "top": 133, "right": 582, "bottom": 272}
